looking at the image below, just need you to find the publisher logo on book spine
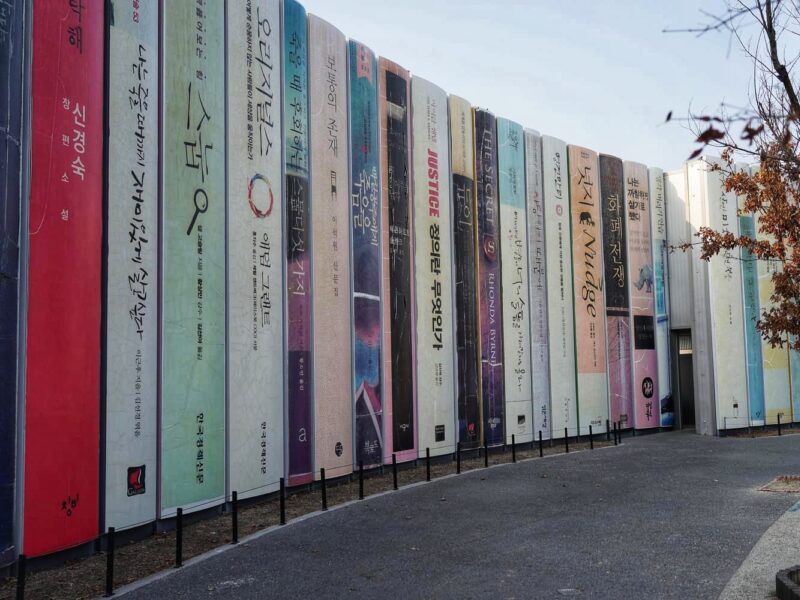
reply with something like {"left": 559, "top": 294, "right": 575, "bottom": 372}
{"left": 127, "top": 465, "right": 146, "bottom": 497}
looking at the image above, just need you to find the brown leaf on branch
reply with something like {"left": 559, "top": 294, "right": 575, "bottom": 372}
{"left": 741, "top": 122, "right": 764, "bottom": 142}
{"left": 695, "top": 125, "right": 726, "bottom": 144}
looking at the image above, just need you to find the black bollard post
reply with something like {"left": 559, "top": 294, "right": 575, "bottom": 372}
{"left": 231, "top": 491, "right": 239, "bottom": 544}
{"left": 606, "top": 419, "right": 610, "bottom": 442}
{"left": 613, "top": 422, "right": 618, "bottom": 446}
{"left": 279, "top": 477, "right": 286, "bottom": 525}
{"left": 589, "top": 425, "right": 594, "bottom": 450}
{"left": 16, "top": 554, "right": 25, "bottom": 600}
{"left": 392, "top": 454, "right": 398, "bottom": 490}
{"left": 105, "top": 527, "right": 115, "bottom": 597}
{"left": 538, "top": 430, "right": 543, "bottom": 457}
{"left": 321, "top": 469, "right": 328, "bottom": 510}
{"left": 778, "top": 413, "right": 783, "bottom": 436}
{"left": 426, "top": 447, "right": 431, "bottom": 482}
{"left": 632, "top": 424, "right": 636, "bottom": 437}
{"left": 456, "top": 442, "right": 461, "bottom": 474}
{"left": 484, "top": 443, "right": 489, "bottom": 468}
{"left": 512, "top": 434, "right": 517, "bottom": 463}
{"left": 175, "top": 508, "right": 183, "bottom": 568}
{"left": 564, "top": 428, "right": 569, "bottom": 453}
{"left": 358, "top": 461, "right": 364, "bottom": 500}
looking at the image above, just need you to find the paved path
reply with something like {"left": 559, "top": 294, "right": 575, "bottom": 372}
{"left": 719, "top": 498, "right": 800, "bottom": 599}
{"left": 120, "top": 431, "right": 800, "bottom": 599}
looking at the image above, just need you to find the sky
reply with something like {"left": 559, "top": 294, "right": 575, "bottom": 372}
{"left": 299, "top": 0, "right": 754, "bottom": 171}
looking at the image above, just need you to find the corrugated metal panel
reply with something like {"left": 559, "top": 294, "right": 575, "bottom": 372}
{"left": 665, "top": 167, "right": 694, "bottom": 328}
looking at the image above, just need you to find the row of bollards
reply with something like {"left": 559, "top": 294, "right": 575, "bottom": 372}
{"left": 321, "top": 470, "right": 328, "bottom": 511}
{"left": 54, "top": 420, "right": 800, "bottom": 599}
{"left": 610, "top": 421, "right": 634, "bottom": 445}
{"left": 175, "top": 508, "right": 183, "bottom": 569}
{"left": 426, "top": 447, "right": 431, "bottom": 481}
{"left": 539, "top": 430, "right": 543, "bottom": 457}
{"left": 106, "top": 527, "right": 115, "bottom": 596}
{"left": 16, "top": 554, "right": 25, "bottom": 600}
{"left": 19, "top": 427, "right": 621, "bottom": 599}
{"left": 280, "top": 477, "right": 286, "bottom": 524}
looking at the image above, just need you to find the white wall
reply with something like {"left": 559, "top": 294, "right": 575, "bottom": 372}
{"left": 664, "top": 166, "right": 694, "bottom": 329}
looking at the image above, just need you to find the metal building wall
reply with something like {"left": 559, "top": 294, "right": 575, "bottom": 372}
{"left": 685, "top": 160, "right": 717, "bottom": 435}
{"left": 664, "top": 167, "right": 694, "bottom": 329}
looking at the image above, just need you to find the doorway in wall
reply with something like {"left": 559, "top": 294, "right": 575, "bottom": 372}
{"left": 675, "top": 331, "right": 695, "bottom": 428}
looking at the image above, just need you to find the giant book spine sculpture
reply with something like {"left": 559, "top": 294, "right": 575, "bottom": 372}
{"left": 105, "top": 0, "right": 159, "bottom": 528}
{"left": 524, "top": 130, "right": 551, "bottom": 440}
{"left": 309, "top": 15, "right": 352, "bottom": 479}
{"left": 160, "top": 0, "right": 226, "bottom": 515}
{"left": 737, "top": 166, "right": 766, "bottom": 428}
{"left": 687, "top": 158, "right": 749, "bottom": 431}
{"left": 750, "top": 166, "right": 792, "bottom": 425}
{"left": 569, "top": 146, "right": 608, "bottom": 436}
{"left": 648, "top": 167, "right": 673, "bottom": 427}
{"left": 227, "top": 0, "right": 284, "bottom": 498}
{"left": 25, "top": 0, "right": 104, "bottom": 553}
{"left": 474, "top": 108, "right": 505, "bottom": 446}
{"left": 0, "top": 0, "right": 24, "bottom": 565}
{"left": 413, "top": 78, "right": 456, "bottom": 457}
{"left": 378, "top": 58, "right": 416, "bottom": 463}
{"left": 542, "top": 136, "right": 576, "bottom": 439}
{"left": 449, "top": 95, "right": 481, "bottom": 448}
{"left": 600, "top": 154, "right": 632, "bottom": 428}
{"left": 349, "top": 40, "right": 383, "bottom": 468}
{"left": 625, "top": 161, "right": 658, "bottom": 430}
{"left": 498, "top": 118, "right": 533, "bottom": 444}
{"left": 283, "top": 0, "right": 313, "bottom": 486}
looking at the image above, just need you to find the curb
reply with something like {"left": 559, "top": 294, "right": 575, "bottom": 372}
{"left": 111, "top": 441, "right": 623, "bottom": 597}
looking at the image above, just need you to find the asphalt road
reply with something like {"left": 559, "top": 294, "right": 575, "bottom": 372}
{"left": 121, "top": 430, "right": 800, "bottom": 599}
